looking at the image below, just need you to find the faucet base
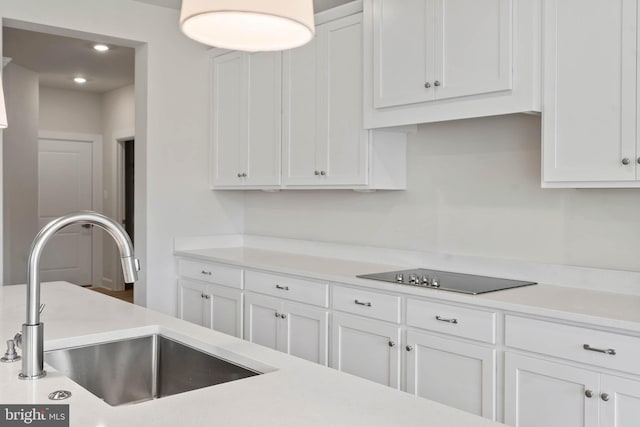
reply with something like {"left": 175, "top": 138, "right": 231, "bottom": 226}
{"left": 19, "top": 323, "right": 46, "bottom": 380}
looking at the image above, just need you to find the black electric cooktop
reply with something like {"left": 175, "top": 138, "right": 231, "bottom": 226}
{"left": 357, "top": 268, "right": 537, "bottom": 295}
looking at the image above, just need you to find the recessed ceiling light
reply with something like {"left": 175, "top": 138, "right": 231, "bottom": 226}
{"left": 74, "top": 77, "right": 87, "bottom": 84}
{"left": 93, "top": 44, "right": 109, "bottom": 52}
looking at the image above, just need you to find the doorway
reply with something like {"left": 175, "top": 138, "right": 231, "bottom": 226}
{"left": 119, "top": 138, "right": 135, "bottom": 290}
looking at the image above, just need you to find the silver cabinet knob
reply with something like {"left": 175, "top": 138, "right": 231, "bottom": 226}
{"left": 320, "top": 171, "right": 326, "bottom": 176}
{"left": 601, "top": 393, "right": 610, "bottom": 402}
{"left": 434, "top": 80, "right": 441, "bottom": 87}
{"left": 204, "top": 295, "right": 210, "bottom": 300}
{"left": 388, "top": 341, "right": 396, "bottom": 347}
{"left": 237, "top": 173, "right": 242, "bottom": 178}
{"left": 424, "top": 82, "right": 431, "bottom": 88}
{"left": 201, "top": 270, "right": 212, "bottom": 276}
{"left": 275, "top": 312, "right": 280, "bottom": 318}
{"left": 585, "top": 389, "right": 593, "bottom": 398}
{"left": 242, "top": 173, "right": 247, "bottom": 177}
{"left": 622, "top": 158, "right": 630, "bottom": 165}
{"left": 280, "top": 314, "right": 287, "bottom": 319}
{"left": 637, "top": 157, "right": 640, "bottom": 164}
{"left": 314, "top": 170, "right": 320, "bottom": 176}
{"left": 406, "top": 345, "right": 413, "bottom": 352}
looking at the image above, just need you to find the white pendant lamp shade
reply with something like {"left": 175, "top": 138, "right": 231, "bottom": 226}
{"left": 0, "top": 78, "right": 7, "bottom": 129}
{"left": 180, "top": 0, "right": 315, "bottom": 52}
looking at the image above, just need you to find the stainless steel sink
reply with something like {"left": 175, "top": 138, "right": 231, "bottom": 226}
{"left": 45, "top": 334, "right": 262, "bottom": 406}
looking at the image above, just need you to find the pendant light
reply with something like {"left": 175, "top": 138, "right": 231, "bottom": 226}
{"left": 180, "top": 0, "right": 315, "bottom": 52}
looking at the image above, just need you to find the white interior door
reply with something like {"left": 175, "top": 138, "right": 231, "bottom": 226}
{"left": 38, "top": 137, "right": 94, "bottom": 285}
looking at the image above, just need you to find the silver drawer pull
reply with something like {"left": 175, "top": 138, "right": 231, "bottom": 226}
{"left": 435, "top": 315, "right": 458, "bottom": 324}
{"left": 583, "top": 344, "right": 616, "bottom": 355}
{"left": 201, "top": 270, "right": 212, "bottom": 276}
{"left": 275, "top": 285, "right": 290, "bottom": 291}
{"left": 354, "top": 299, "right": 372, "bottom": 307}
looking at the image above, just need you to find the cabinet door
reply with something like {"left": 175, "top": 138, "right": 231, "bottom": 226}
{"left": 211, "top": 52, "right": 247, "bottom": 186}
{"left": 331, "top": 313, "right": 401, "bottom": 389}
{"left": 543, "top": 0, "right": 637, "bottom": 183}
{"left": 208, "top": 284, "right": 243, "bottom": 338}
{"left": 178, "top": 279, "right": 210, "bottom": 328}
{"left": 405, "top": 330, "right": 496, "bottom": 419}
{"left": 245, "top": 52, "right": 282, "bottom": 187}
{"left": 505, "top": 352, "right": 599, "bottom": 427}
{"left": 318, "top": 13, "right": 369, "bottom": 186}
{"left": 282, "top": 302, "right": 329, "bottom": 366}
{"left": 434, "top": 0, "right": 512, "bottom": 100}
{"left": 600, "top": 374, "right": 640, "bottom": 427}
{"left": 282, "top": 36, "right": 320, "bottom": 185}
{"left": 372, "top": 0, "right": 436, "bottom": 108}
{"left": 244, "top": 293, "right": 281, "bottom": 351}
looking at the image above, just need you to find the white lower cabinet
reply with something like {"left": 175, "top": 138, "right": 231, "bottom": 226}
{"left": 331, "top": 312, "right": 401, "bottom": 389}
{"left": 405, "top": 330, "right": 496, "bottom": 419}
{"left": 178, "top": 279, "right": 243, "bottom": 338}
{"left": 244, "top": 292, "right": 329, "bottom": 365}
{"left": 505, "top": 352, "right": 640, "bottom": 427}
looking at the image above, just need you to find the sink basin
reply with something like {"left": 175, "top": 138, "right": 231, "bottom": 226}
{"left": 45, "top": 334, "right": 262, "bottom": 406}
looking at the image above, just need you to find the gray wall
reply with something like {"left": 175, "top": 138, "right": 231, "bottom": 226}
{"left": 244, "top": 114, "right": 640, "bottom": 273}
{"left": 3, "top": 63, "right": 39, "bottom": 285}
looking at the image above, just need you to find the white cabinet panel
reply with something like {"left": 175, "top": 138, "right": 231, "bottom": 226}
{"left": 600, "top": 375, "right": 640, "bottom": 427}
{"left": 244, "top": 293, "right": 329, "bottom": 365}
{"left": 435, "top": 0, "right": 512, "bottom": 100}
{"left": 406, "top": 330, "right": 496, "bottom": 419}
{"left": 505, "top": 352, "right": 599, "bottom": 427}
{"left": 178, "top": 279, "right": 210, "bottom": 328}
{"left": 542, "top": 0, "right": 638, "bottom": 185}
{"left": 331, "top": 313, "right": 401, "bottom": 389}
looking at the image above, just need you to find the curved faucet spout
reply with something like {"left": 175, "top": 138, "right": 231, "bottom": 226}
{"left": 21, "top": 211, "right": 139, "bottom": 380}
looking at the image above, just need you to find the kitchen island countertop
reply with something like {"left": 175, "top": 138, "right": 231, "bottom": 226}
{"left": 0, "top": 282, "right": 503, "bottom": 427}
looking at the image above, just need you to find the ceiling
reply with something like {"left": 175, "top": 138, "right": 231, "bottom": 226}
{"left": 2, "top": 0, "right": 352, "bottom": 93}
{"left": 134, "top": 0, "right": 353, "bottom": 13}
{"left": 3, "top": 27, "right": 135, "bottom": 93}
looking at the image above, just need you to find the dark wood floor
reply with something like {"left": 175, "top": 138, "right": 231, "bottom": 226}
{"left": 87, "top": 286, "right": 134, "bottom": 303}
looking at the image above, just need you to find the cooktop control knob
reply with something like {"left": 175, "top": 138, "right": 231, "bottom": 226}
{"left": 431, "top": 278, "right": 440, "bottom": 288}
{"left": 395, "top": 273, "right": 404, "bottom": 282}
{"left": 421, "top": 276, "right": 430, "bottom": 286}
{"left": 409, "top": 274, "right": 418, "bottom": 284}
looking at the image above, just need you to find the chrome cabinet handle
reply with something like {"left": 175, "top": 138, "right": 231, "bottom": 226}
{"left": 354, "top": 299, "right": 372, "bottom": 307}
{"left": 314, "top": 171, "right": 320, "bottom": 176}
{"left": 424, "top": 82, "right": 431, "bottom": 88}
{"left": 622, "top": 158, "right": 630, "bottom": 165}
{"left": 388, "top": 341, "right": 396, "bottom": 347}
{"left": 406, "top": 345, "right": 413, "bottom": 352}
{"left": 275, "top": 312, "right": 280, "bottom": 318}
{"left": 242, "top": 173, "right": 247, "bottom": 177}
{"left": 275, "top": 285, "right": 290, "bottom": 291}
{"left": 601, "top": 393, "right": 610, "bottom": 402}
{"left": 237, "top": 173, "right": 242, "bottom": 178}
{"left": 583, "top": 344, "right": 616, "bottom": 355}
{"left": 434, "top": 80, "right": 441, "bottom": 87}
{"left": 585, "top": 389, "right": 593, "bottom": 398}
{"left": 320, "top": 171, "right": 326, "bottom": 176}
{"left": 435, "top": 315, "right": 458, "bottom": 324}
{"left": 201, "top": 270, "right": 212, "bottom": 276}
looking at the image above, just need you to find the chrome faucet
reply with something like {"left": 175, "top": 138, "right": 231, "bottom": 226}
{"left": 19, "top": 211, "right": 140, "bottom": 380}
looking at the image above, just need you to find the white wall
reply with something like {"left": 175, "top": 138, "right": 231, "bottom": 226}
{"left": 245, "top": 114, "right": 640, "bottom": 274}
{"left": 0, "top": 0, "right": 245, "bottom": 314}
{"left": 2, "top": 63, "right": 39, "bottom": 285}
{"left": 102, "top": 84, "right": 134, "bottom": 289}
{"left": 39, "top": 86, "right": 102, "bottom": 134}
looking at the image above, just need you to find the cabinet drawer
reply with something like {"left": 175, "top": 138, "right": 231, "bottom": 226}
{"left": 406, "top": 298, "right": 496, "bottom": 344}
{"left": 245, "top": 270, "right": 329, "bottom": 307}
{"left": 506, "top": 315, "right": 640, "bottom": 375}
{"left": 332, "top": 285, "right": 401, "bottom": 323}
{"left": 177, "top": 259, "right": 243, "bottom": 289}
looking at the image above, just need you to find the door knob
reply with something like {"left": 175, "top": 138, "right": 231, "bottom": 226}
{"left": 434, "top": 80, "right": 441, "bottom": 87}
{"left": 406, "top": 345, "right": 413, "bottom": 352}
{"left": 424, "top": 82, "right": 431, "bottom": 88}
{"left": 585, "top": 389, "right": 593, "bottom": 398}
{"left": 601, "top": 393, "right": 610, "bottom": 402}
{"left": 622, "top": 158, "right": 630, "bottom": 165}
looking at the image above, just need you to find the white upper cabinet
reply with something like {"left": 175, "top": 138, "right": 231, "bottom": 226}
{"left": 364, "top": 0, "right": 540, "bottom": 128}
{"left": 283, "top": 9, "right": 407, "bottom": 189}
{"left": 542, "top": 0, "right": 640, "bottom": 187}
{"left": 374, "top": 0, "right": 512, "bottom": 108}
{"left": 211, "top": 51, "right": 282, "bottom": 189}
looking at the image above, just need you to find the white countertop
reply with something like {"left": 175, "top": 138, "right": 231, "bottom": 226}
{"left": 0, "top": 282, "right": 503, "bottom": 427}
{"left": 175, "top": 247, "right": 640, "bottom": 334}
